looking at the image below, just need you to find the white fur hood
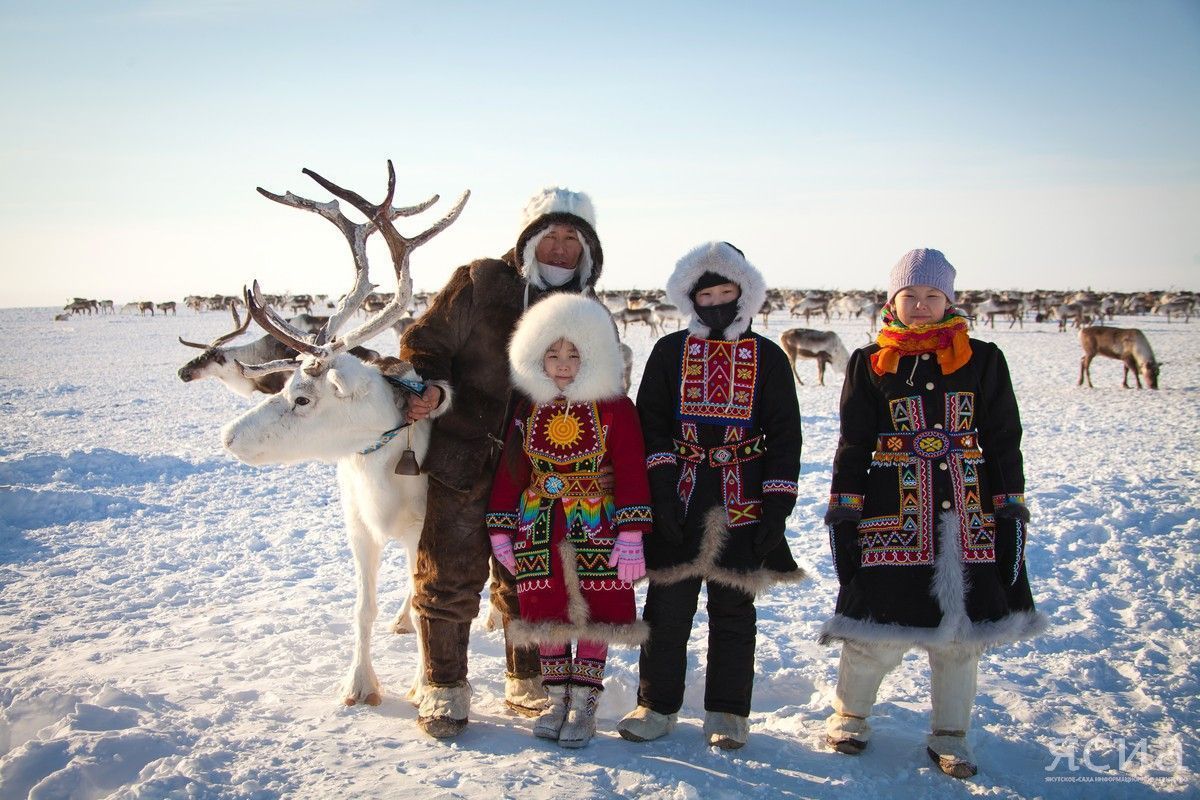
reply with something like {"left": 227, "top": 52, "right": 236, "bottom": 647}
{"left": 665, "top": 241, "right": 768, "bottom": 339}
{"left": 509, "top": 294, "right": 624, "bottom": 404}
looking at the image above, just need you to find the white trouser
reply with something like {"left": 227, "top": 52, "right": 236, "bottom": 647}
{"left": 832, "top": 639, "right": 980, "bottom": 733}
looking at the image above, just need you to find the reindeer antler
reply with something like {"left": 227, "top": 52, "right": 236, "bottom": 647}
{"left": 250, "top": 161, "right": 468, "bottom": 367}
{"left": 178, "top": 301, "right": 253, "bottom": 349}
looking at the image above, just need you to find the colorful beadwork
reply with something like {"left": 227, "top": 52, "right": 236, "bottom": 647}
{"left": 678, "top": 335, "right": 758, "bottom": 425}
{"left": 763, "top": 480, "right": 798, "bottom": 496}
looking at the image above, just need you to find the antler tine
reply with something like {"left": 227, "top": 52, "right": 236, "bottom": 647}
{"left": 408, "top": 190, "right": 471, "bottom": 249}
{"left": 333, "top": 161, "right": 454, "bottom": 351}
{"left": 244, "top": 282, "right": 324, "bottom": 358}
{"left": 235, "top": 357, "right": 301, "bottom": 379}
{"left": 177, "top": 302, "right": 252, "bottom": 349}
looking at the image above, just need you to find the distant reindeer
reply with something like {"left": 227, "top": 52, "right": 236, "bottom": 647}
{"left": 222, "top": 161, "right": 466, "bottom": 708}
{"left": 780, "top": 328, "right": 849, "bottom": 386}
{"left": 1078, "top": 326, "right": 1160, "bottom": 389}
{"left": 976, "top": 297, "right": 1024, "bottom": 329}
{"left": 178, "top": 305, "right": 380, "bottom": 397}
{"left": 137, "top": 301, "right": 155, "bottom": 316}
{"left": 99, "top": 300, "right": 115, "bottom": 314}
{"left": 156, "top": 301, "right": 177, "bottom": 315}
{"left": 613, "top": 306, "right": 661, "bottom": 337}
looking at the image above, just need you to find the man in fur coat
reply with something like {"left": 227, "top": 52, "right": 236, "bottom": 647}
{"left": 618, "top": 241, "right": 804, "bottom": 749}
{"left": 399, "top": 187, "right": 604, "bottom": 738}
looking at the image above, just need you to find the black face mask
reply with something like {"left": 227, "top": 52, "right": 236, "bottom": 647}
{"left": 695, "top": 299, "right": 740, "bottom": 338}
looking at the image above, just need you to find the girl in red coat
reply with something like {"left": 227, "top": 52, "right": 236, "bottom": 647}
{"left": 487, "top": 293, "right": 653, "bottom": 748}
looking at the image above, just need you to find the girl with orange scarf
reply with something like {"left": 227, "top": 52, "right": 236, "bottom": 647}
{"left": 821, "top": 249, "right": 1046, "bottom": 779}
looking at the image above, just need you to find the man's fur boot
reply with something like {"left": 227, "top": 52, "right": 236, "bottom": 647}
{"left": 417, "top": 681, "right": 470, "bottom": 739}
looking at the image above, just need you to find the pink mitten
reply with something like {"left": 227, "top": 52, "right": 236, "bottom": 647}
{"left": 490, "top": 533, "right": 517, "bottom": 574}
{"left": 607, "top": 531, "right": 646, "bottom": 582}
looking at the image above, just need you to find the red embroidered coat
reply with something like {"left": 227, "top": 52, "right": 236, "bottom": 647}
{"left": 487, "top": 396, "right": 652, "bottom": 647}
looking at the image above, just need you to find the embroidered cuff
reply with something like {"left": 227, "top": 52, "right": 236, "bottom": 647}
{"left": 485, "top": 511, "right": 519, "bottom": 531}
{"left": 763, "top": 479, "right": 798, "bottom": 496}
{"left": 992, "top": 494, "right": 1030, "bottom": 522}
{"left": 613, "top": 504, "right": 653, "bottom": 532}
{"left": 645, "top": 452, "right": 677, "bottom": 470}
{"left": 825, "top": 493, "right": 864, "bottom": 525}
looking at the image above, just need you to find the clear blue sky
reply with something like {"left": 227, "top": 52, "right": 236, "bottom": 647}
{"left": 1, "top": 0, "right": 1197, "bottom": 307}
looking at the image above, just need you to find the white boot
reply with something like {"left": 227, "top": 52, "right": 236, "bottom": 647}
{"left": 703, "top": 711, "right": 749, "bottom": 750}
{"left": 825, "top": 712, "right": 871, "bottom": 755}
{"left": 506, "top": 675, "right": 549, "bottom": 717}
{"left": 617, "top": 705, "right": 677, "bottom": 743}
{"left": 558, "top": 685, "right": 601, "bottom": 748}
{"left": 533, "top": 684, "right": 570, "bottom": 740}
{"left": 417, "top": 681, "right": 470, "bottom": 739}
{"left": 926, "top": 730, "right": 978, "bottom": 779}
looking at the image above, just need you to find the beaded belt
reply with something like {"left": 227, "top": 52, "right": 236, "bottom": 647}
{"left": 874, "top": 430, "right": 979, "bottom": 461}
{"left": 530, "top": 470, "right": 606, "bottom": 499}
{"left": 673, "top": 435, "right": 765, "bottom": 468}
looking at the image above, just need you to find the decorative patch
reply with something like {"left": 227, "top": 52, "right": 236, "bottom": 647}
{"left": 888, "top": 396, "right": 926, "bottom": 432}
{"left": 541, "top": 654, "right": 571, "bottom": 685}
{"left": 486, "top": 512, "right": 518, "bottom": 531}
{"left": 828, "top": 493, "right": 864, "bottom": 512}
{"left": 763, "top": 480, "right": 798, "bottom": 496}
{"left": 646, "top": 451, "right": 677, "bottom": 470}
{"left": 678, "top": 335, "right": 758, "bottom": 425}
{"left": 525, "top": 401, "right": 604, "bottom": 465}
{"left": 612, "top": 505, "right": 653, "bottom": 527}
{"left": 993, "top": 493, "right": 1026, "bottom": 509}
{"left": 946, "top": 392, "right": 975, "bottom": 432}
{"left": 572, "top": 658, "right": 606, "bottom": 688}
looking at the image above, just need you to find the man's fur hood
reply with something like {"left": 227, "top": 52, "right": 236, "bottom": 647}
{"left": 666, "top": 241, "right": 768, "bottom": 338}
{"left": 514, "top": 187, "right": 604, "bottom": 291}
{"left": 509, "top": 293, "right": 624, "bottom": 404}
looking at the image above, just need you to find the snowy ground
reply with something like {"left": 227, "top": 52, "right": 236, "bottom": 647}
{"left": 1, "top": 303, "right": 1197, "bottom": 799}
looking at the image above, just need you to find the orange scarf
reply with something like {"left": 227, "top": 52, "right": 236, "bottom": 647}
{"left": 870, "top": 313, "right": 972, "bottom": 376}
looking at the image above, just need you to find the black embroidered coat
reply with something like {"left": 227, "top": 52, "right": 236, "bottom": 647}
{"left": 636, "top": 329, "right": 804, "bottom": 596}
{"left": 822, "top": 339, "right": 1047, "bottom": 647}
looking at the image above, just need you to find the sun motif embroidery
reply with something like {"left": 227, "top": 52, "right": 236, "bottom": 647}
{"left": 544, "top": 412, "right": 583, "bottom": 449}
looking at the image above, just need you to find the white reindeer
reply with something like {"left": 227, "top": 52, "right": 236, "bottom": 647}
{"left": 221, "top": 161, "right": 467, "bottom": 707}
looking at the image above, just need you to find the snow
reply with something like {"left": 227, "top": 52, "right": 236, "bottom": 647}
{"left": 1, "top": 306, "right": 1197, "bottom": 799}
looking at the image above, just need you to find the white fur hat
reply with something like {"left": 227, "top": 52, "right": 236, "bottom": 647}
{"left": 515, "top": 187, "right": 604, "bottom": 290}
{"left": 508, "top": 293, "right": 624, "bottom": 404}
{"left": 666, "top": 241, "right": 768, "bottom": 339}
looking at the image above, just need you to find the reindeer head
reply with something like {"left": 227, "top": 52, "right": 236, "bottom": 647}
{"left": 1143, "top": 360, "right": 1161, "bottom": 390}
{"left": 222, "top": 160, "right": 467, "bottom": 467}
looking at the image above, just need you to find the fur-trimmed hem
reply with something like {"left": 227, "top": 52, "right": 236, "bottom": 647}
{"left": 507, "top": 618, "right": 650, "bottom": 648}
{"left": 818, "top": 609, "right": 1050, "bottom": 649}
{"left": 819, "top": 509, "right": 1049, "bottom": 648}
{"left": 646, "top": 507, "right": 807, "bottom": 596}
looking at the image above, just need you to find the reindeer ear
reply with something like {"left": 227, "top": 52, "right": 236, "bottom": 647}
{"left": 328, "top": 367, "right": 357, "bottom": 398}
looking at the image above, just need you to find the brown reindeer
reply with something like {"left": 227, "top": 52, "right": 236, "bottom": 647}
{"left": 1079, "top": 326, "right": 1160, "bottom": 389}
{"left": 780, "top": 328, "right": 849, "bottom": 386}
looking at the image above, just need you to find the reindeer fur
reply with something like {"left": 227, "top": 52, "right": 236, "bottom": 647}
{"left": 222, "top": 351, "right": 445, "bottom": 706}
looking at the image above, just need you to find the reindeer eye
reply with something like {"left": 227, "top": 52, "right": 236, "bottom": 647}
{"left": 295, "top": 396, "right": 311, "bottom": 406}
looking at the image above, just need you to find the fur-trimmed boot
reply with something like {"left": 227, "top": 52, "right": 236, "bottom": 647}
{"left": 825, "top": 712, "right": 871, "bottom": 755}
{"left": 417, "top": 681, "right": 470, "bottom": 739}
{"left": 558, "top": 685, "right": 601, "bottom": 748}
{"left": 704, "top": 711, "right": 749, "bottom": 750}
{"left": 533, "top": 684, "right": 570, "bottom": 740}
{"left": 617, "top": 705, "right": 677, "bottom": 743}
{"left": 927, "top": 730, "right": 978, "bottom": 778}
{"left": 506, "top": 675, "right": 549, "bottom": 717}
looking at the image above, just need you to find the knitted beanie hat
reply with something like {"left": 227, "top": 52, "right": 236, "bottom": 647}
{"left": 887, "top": 248, "right": 956, "bottom": 303}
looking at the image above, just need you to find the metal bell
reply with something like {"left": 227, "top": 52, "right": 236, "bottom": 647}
{"left": 395, "top": 448, "right": 420, "bottom": 476}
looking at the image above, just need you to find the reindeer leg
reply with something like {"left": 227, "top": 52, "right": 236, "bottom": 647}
{"left": 343, "top": 527, "right": 384, "bottom": 706}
